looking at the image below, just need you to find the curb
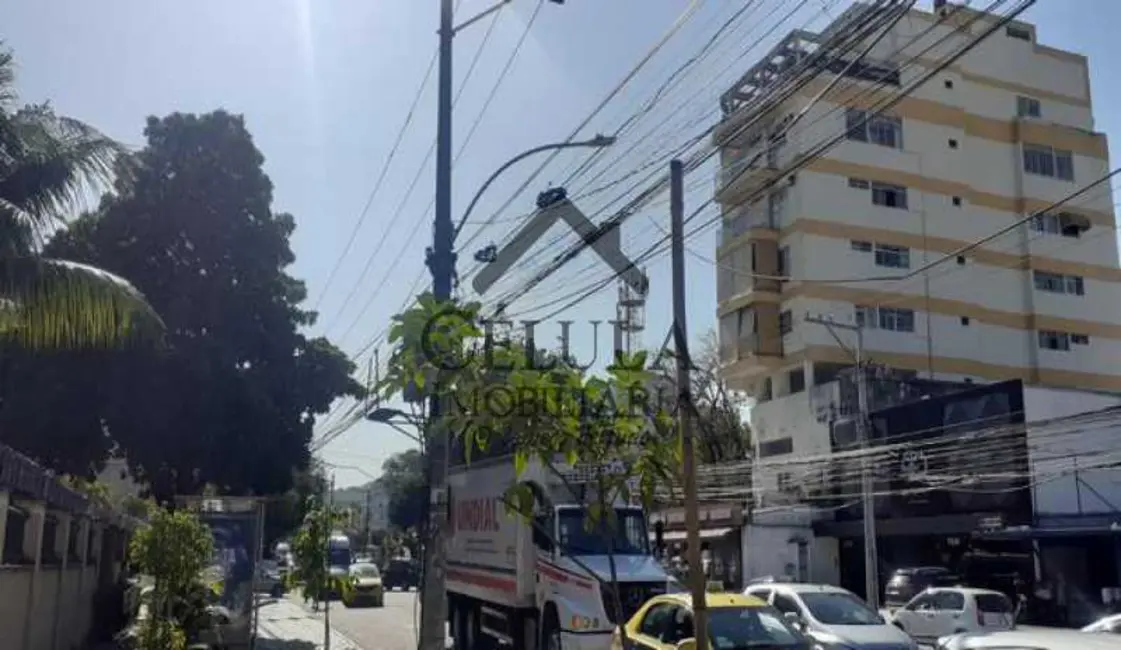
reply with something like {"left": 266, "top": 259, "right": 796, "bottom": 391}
{"left": 256, "top": 598, "right": 365, "bottom": 650}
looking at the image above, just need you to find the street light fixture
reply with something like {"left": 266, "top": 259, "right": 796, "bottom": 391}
{"left": 451, "top": 134, "right": 618, "bottom": 243}
{"left": 366, "top": 407, "right": 424, "bottom": 446}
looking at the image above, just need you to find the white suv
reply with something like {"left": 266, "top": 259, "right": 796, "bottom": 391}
{"left": 888, "top": 587, "right": 1015, "bottom": 644}
{"left": 745, "top": 582, "right": 918, "bottom": 650}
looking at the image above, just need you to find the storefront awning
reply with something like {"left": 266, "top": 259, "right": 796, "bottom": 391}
{"left": 654, "top": 527, "right": 735, "bottom": 542}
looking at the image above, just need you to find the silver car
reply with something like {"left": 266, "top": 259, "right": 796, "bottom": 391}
{"left": 937, "top": 628, "right": 1121, "bottom": 649}
{"left": 745, "top": 582, "right": 919, "bottom": 650}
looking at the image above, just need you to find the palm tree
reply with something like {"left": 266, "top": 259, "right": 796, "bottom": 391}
{"left": 0, "top": 45, "right": 163, "bottom": 349}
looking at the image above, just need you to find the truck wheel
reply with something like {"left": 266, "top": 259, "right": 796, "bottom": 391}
{"left": 542, "top": 609, "right": 561, "bottom": 650}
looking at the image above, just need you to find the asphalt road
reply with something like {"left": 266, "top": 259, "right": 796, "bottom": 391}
{"left": 326, "top": 588, "right": 437, "bottom": 650}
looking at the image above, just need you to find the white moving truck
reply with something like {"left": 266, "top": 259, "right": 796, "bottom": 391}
{"left": 447, "top": 455, "right": 671, "bottom": 650}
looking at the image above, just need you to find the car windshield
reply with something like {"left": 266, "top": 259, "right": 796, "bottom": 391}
{"left": 707, "top": 607, "right": 806, "bottom": 649}
{"left": 557, "top": 507, "right": 649, "bottom": 555}
{"left": 350, "top": 564, "right": 380, "bottom": 578}
{"left": 800, "top": 592, "right": 882, "bottom": 626}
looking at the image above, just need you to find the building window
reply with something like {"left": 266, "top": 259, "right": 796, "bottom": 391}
{"left": 848, "top": 177, "right": 870, "bottom": 190}
{"left": 1023, "top": 144, "right": 1074, "bottom": 181}
{"left": 873, "top": 243, "right": 910, "bottom": 269}
{"left": 957, "top": 255, "right": 966, "bottom": 265}
{"left": 871, "top": 182, "right": 908, "bottom": 209}
{"left": 944, "top": 79, "right": 954, "bottom": 89}
{"left": 948, "top": 138, "right": 958, "bottom": 149}
{"left": 845, "top": 109, "right": 903, "bottom": 149}
{"left": 853, "top": 239, "right": 909, "bottom": 269}
{"left": 952, "top": 196, "right": 962, "bottom": 206}
{"left": 758, "top": 437, "right": 794, "bottom": 458}
{"left": 879, "top": 307, "right": 915, "bottom": 332}
{"left": 857, "top": 305, "right": 914, "bottom": 332}
{"left": 788, "top": 368, "right": 805, "bottom": 393}
{"left": 1038, "top": 330, "right": 1071, "bottom": 351}
{"left": 1033, "top": 270, "right": 1085, "bottom": 296}
{"left": 779, "top": 310, "right": 793, "bottom": 335}
{"left": 778, "top": 246, "right": 790, "bottom": 278}
{"left": 960, "top": 316, "right": 970, "bottom": 326}
{"left": 1006, "top": 25, "right": 1032, "bottom": 41}
{"left": 1038, "top": 330, "right": 1088, "bottom": 350}
{"left": 1016, "top": 96, "right": 1041, "bottom": 118}
{"left": 1031, "top": 212, "right": 1085, "bottom": 238}
{"left": 854, "top": 305, "right": 876, "bottom": 329}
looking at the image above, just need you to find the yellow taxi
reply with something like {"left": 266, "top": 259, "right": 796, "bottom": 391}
{"left": 612, "top": 592, "right": 813, "bottom": 650}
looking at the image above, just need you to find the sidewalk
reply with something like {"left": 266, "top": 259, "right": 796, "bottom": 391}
{"left": 256, "top": 598, "right": 363, "bottom": 650}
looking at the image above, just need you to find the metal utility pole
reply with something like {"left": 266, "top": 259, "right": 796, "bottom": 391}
{"left": 365, "top": 486, "right": 374, "bottom": 552}
{"left": 670, "top": 159, "right": 709, "bottom": 648}
{"left": 805, "top": 314, "right": 880, "bottom": 609}
{"left": 324, "top": 472, "right": 335, "bottom": 650}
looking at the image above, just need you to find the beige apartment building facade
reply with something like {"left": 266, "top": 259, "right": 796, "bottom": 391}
{"left": 715, "top": 4, "right": 1118, "bottom": 413}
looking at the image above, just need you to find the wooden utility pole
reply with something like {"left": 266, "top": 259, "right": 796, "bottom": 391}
{"left": 670, "top": 159, "right": 708, "bottom": 648}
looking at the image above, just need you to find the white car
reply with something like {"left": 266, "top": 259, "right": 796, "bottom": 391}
{"left": 889, "top": 587, "right": 1015, "bottom": 645}
{"left": 745, "top": 582, "right": 918, "bottom": 650}
{"left": 1084, "top": 613, "right": 1121, "bottom": 634}
{"left": 937, "top": 627, "right": 1121, "bottom": 649}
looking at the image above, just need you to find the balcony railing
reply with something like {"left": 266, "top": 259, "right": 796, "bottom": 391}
{"left": 720, "top": 333, "right": 781, "bottom": 364}
{"left": 720, "top": 208, "right": 775, "bottom": 244}
{"left": 717, "top": 148, "right": 778, "bottom": 191}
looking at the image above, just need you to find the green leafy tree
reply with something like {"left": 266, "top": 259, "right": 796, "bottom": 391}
{"left": 378, "top": 449, "right": 426, "bottom": 531}
{"left": 128, "top": 506, "right": 215, "bottom": 649}
{"left": 378, "top": 295, "right": 682, "bottom": 648}
{"left": 651, "top": 329, "right": 751, "bottom": 464}
{"left": 0, "top": 44, "right": 163, "bottom": 349}
{"left": 287, "top": 495, "right": 352, "bottom": 610}
{"left": 43, "top": 110, "right": 364, "bottom": 499}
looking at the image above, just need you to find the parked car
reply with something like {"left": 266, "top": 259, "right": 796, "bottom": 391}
{"left": 937, "top": 627, "right": 1121, "bottom": 649}
{"left": 1083, "top": 613, "right": 1121, "bottom": 634}
{"left": 745, "top": 582, "right": 918, "bottom": 650}
{"left": 254, "top": 560, "right": 285, "bottom": 598}
{"left": 746, "top": 575, "right": 798, "bottom": 586}
{"left": 884, "top": 567, "right": 960, "bottom": 609}
{"left": 343, "top": 562, "right": 385, "bottom": 608}
{"left": 382, "top": 557, "right": 419, "bottom": 591}
{"left": 888, "top": 587, "right": 1015, "bottom": 645}
{"left": 617, "top": 591, "right": 812, "bottom": 649}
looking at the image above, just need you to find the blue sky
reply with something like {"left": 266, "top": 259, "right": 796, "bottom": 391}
{"left": 3, "top": 0, "right": 1117, "bottom": 488}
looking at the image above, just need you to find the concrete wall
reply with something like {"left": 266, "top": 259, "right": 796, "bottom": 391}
{"left": 0, "top": 490, "right": 123, "bottom": 650}
{"left": 0, "top": 565, "right": 100, "bottom": 650}
{"left": 743, "top": 508, "right": 839, "bottom": 585}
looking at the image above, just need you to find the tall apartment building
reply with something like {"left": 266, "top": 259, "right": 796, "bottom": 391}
{"left": 712, "top": 1, "right": 1116, "bottom": 452}
{"left": 713, "top": 3, "right": 1119, "bottom": 477}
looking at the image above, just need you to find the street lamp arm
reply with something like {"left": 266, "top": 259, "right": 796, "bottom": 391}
{"left": 453, "top": 0, "right": 513, "bottom": 35}
{"left": 452, "top": 134, "right": 617, "bottom": 244}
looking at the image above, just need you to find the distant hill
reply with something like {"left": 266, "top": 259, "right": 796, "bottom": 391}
{"left": 332, "top": 480, "right": 383, "bottom": 509}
